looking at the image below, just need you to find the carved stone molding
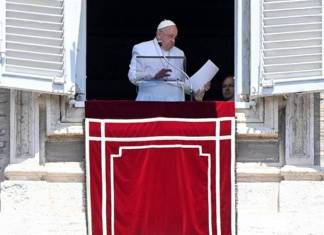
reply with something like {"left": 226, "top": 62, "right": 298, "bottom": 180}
{"left": 236, "top": 98, "right": 264, "bottom": 123}
{"left": 236, "top": 163, "right": 324, "bottom": 182}
{"left": 236, "top": 97, "right": 279, "bottom": 139}
{"left": 4, "top": 162, "right": 84, "bottom": 182}
{"left": 286, "top": 93, "right": 314, "bottom": 165}
{"left": 60, "top": 96, "right": 84, "bottom": 123}
{"left": 10, "top": 90, "right": 39, "bottom": 164}
{"left": 46, "top": 95, "right": 83, "bottom": 137}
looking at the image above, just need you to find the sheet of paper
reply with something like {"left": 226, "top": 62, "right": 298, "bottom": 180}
{"left": 189, "top": 60, "right": 219, "bottom": 92}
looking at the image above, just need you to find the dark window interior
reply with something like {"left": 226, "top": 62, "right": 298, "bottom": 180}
{"left": 87, "top": 1, "right": 234, "bottom": 100}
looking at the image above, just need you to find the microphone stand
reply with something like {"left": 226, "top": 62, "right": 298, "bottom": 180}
{"left": 160, "top": 54, "right": 193, "bottom": 101}
{"left": 155, "top": 38, "right": 193, "bottom": 101}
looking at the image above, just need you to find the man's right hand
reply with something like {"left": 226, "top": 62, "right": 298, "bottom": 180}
{"left": 154, "top": 68, "right": 172, "bottom": 79}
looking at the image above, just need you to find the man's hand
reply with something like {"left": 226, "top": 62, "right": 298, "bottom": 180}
{"left": 154, "top": 68, "right": 172, "bottom": 79}
{"left": 194, "top": 81, "right": 211, "bottom": 101}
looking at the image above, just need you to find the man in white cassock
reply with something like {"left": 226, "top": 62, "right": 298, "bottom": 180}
{"left": 128, "top": 20, "right": 195, "bottom": 101}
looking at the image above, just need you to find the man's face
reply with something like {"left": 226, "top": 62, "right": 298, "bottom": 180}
{"left": 222, "top": 77, "right": 234, "bottom": 101}
{"left": 157, "top": 25, "right": 178, "bottom": 51}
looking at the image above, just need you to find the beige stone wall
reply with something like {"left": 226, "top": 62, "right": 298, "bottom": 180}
{"left": 237, "top": 180, "right": 324, "bottom": 235}
{"left": 236, "top": 164, "right": 324, "bottom": 234}
{"left": 1, "top": 171, "right": 324, "bottom": 235}
{"left": 0, "top": 181, "right": 86, "bottom": 235}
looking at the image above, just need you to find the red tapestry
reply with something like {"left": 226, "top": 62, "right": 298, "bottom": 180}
{"left": 85, "top": 101, "right": 235, "bottom": 235}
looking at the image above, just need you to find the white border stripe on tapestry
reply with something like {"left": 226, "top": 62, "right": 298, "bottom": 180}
{"left": 207, "top": 148, "right": 212, "bottom": 235}
{"left": 85, "top": 119, "right": 93, "bottom": 235}
{"left": 111, "top": 155, "right": 116, "bottom": 235}
{"left": 110, "top": 144, "right": 212, "bottom": 235}
{"left": 231, "top": 119, "right": 236, "bottom": 235}
{"left": 86, "top": 117, "right": 234, "bottom": 123}
{"left": 215, "top": 120, "right": 221, "bottom": 235}
{"left": 101, "top": 122, "right": 107, "bottom": 235}
{"left": 88, "top": 135, "right": 232, "bottom": 142}
{"left": 111, "top": 144, "right": 210, "bottom": 158}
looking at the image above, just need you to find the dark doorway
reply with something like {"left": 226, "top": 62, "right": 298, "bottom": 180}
{"left": 87, "top": 1, "right": 234, "bottom": 100}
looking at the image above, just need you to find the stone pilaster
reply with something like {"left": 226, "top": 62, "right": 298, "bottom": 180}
{"left": 286, "top": 93, "right": 314, "bottom": 165}
{"left": 0, "top": 88, "right": 10, "bottom": 179}
{"left": 10, "top": 90, "right": 39, "bottom": 164}
{"left": 320, "top": 93, "right": 324, "bottom": 167}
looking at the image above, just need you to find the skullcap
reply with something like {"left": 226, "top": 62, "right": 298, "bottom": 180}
{"left": 157, "top": 19, "right": 176, "bottom": 30}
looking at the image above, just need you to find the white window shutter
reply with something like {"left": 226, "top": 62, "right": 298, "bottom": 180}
{"left": 250, "top": 0, "right": 324, "bottom": 97}
{"left": 0, "top": 0, "right": 85, "bottom": 96}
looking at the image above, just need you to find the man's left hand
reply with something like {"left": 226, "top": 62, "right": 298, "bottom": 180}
{"left": 194, "top": 81, "right": 211, "bottom": 101}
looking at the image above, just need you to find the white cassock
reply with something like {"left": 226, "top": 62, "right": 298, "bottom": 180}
{"left": 128, "top": 38, "right": 190, "bottom": 101}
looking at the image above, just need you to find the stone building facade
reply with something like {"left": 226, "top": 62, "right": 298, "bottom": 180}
{"left": 0, "top": 91, "right": 323, "bottom": 234}
{"left": 0, "top": 91, "right": 86, "bottom": 234}
{"left": 1, "top": 0, "right": 324, "bottom": 234}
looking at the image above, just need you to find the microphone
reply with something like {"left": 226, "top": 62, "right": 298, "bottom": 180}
{"left": 154, "top": 38, "right": 194, "bottom": 100}
{"left": 161, "top": 54, "right": 193, "bottom": 101}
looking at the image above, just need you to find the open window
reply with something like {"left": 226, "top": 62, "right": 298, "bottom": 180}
{"left": 87, "top": 1, "right": 234, "bottom": 100}
{"left": 0, "top": 0, "right": 86, "bottom": 98}
{"left": 248, "top": 0, "right": 324, "bottom": 98}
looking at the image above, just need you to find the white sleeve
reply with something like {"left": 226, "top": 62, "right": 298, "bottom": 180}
{"left": 128, "top": 45, "right": 155, "bottom": 85}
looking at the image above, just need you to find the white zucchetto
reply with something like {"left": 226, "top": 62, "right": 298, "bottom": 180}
{"left": 157, "top": 19, "right": 176, "bottom": 30}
